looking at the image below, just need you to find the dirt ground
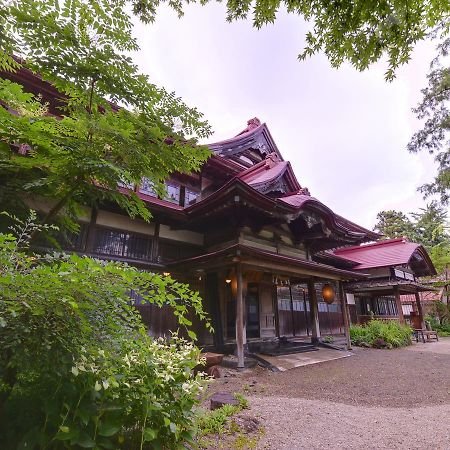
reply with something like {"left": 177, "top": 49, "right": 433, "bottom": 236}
{"left": 209, "top": 338, "right": 450, "bottom": 449}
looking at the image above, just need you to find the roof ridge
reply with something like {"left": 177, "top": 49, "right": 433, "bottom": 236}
{"left": 334, "top": 237, "right": 409, "bottom": 253}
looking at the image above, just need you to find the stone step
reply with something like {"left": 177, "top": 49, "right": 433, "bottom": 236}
{"left": 258, "top": 344, "right": 319, "bottom": 356}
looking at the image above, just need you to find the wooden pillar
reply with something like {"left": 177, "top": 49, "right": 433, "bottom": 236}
{"left": 151, "top": 222, "right": 160, "bottom": 262}
{"left": 393, "top": 285, "right": 405, "bottom": 324}
{"left": 235, "top": 263, "right": 245, "bottom": 369}
{"left": 307, "top": 278, "right": 320, "bottom": 344}
{"left": 338, "top": 281, "right": 352, "bottom": 350}
{"left": 414, "top": 291, "right": 425, "bottom": 330}
{"left": 205, "top": 272, "right": 224, "bottom": 349}
{"left": 84, "top": 207, "right": 98, "bottom": 253}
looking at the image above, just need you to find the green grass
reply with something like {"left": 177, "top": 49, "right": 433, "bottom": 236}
{"left": 195, "top": 393, "right": 260, "bottom": 449}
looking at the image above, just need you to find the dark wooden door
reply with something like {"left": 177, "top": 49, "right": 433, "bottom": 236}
{"left": 277, "top": 286, "right": 294, "bottom": 336}
{"left": 246, "top": 283, "right": 260, "bottom": 339}
{"left": 291, "top": 285, "right": 310, "bottom": 336}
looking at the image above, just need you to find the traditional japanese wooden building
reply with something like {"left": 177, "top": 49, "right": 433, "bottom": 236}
{"left": 326, "top": 238, "right": 436, "bottom": 329}
{"left": 2, "top": 67, "right": 438, "bottom": 367}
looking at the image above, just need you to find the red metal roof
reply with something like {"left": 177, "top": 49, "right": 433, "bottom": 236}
{"left": 333, "top": 238, "right": 436, "bottom": 275}
{"left": 237, "top": 153, "right": 301, "bottom": 192}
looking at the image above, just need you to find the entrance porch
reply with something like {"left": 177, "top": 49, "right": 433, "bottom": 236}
{"left": 169, "top": 243, "right": 365, "bottom": 368}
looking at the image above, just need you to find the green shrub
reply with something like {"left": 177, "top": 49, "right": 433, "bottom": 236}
{"left": 0, "top": 214, "right": 212, "bottom": 449}
{"left": 350, "top": 320, "right": 413, "bottom": 348}
{"left": 425, "top": 315, "right": 450, "bottom": 336}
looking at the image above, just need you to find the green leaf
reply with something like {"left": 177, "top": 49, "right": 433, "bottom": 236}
{"left": 74, "top": 433, "right": 96, "bottom": 448}
{"left": 98, "top": 422, "right": 121, "bottom": 437}
{"left": 143, "top": 428, "right": 157, "bottom": 442}
{"left": 187, "top": 330, "right": 197, "bottom": 341}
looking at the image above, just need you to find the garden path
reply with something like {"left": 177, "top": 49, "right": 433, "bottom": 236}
{"left": 211, "top": 338, "right": 450, "bottom": 449}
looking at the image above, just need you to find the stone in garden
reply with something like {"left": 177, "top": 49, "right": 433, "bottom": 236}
{"left": 210, "top": 392, "right": 239, "bottom": 410}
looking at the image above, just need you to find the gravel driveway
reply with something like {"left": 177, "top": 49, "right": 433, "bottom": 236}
{"left": 213, "top": 338, "right": 450, "bottom": 449}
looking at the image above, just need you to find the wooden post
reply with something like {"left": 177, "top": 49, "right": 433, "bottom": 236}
{"left": 151, "top": 222, "right": 160, "bottom": 263}
{"left": 338, "top": 281, "right": 352, "bottom": 350}
{"left": 307, "top": 278, "right": 320, "bottom": 344}
{"left": 235, "top": 263, "right": 245, "bottom": 369}
{"left": 414, "top": 291, "right": 425, "bottom": 330}
{"left": 205, "top": 272, "right": 224, "bottom": 349}
{"left": 84, "top": 207, "right": 98, "bottom": 253}
{"left": 393, "top": 285, "right": 405, "bottom": 324}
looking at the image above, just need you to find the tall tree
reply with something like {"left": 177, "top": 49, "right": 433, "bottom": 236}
{"left": 411, "top": 201, "right": 449, "bottom": 248}
{"left": 133, "top": 0, "right": 450, "bottom": 80}
{"left": 408, "top": 37, "right": 450, "bottom": 205}
{"left": 374, "top": 202, "right": 450, "bottom": 272}
{"left": 0, "top": 0, "right": 211, "bottom": 230}
{"left": 373, "top": 210, "right": 416, "bottom": 240}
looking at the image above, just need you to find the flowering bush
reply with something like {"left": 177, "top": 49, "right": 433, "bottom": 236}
{"left": 0, "top": 214, "right": 211, "bottom": 449}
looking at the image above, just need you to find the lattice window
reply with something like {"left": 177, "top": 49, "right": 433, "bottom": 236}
{"left": 94, "top": 228, "right": 152, "bottom": 260}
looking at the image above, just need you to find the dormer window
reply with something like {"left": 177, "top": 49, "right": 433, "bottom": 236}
{"left": 139, "top": 177, "right": 156, "bottom": 197}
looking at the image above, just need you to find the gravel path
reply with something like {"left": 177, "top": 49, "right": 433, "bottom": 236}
{"left": 217, "top": 342, "right": 450, "bottom": 408}
{"left": 211, "top": 339, "right": 450, "bottom": 449}
{"left": 249, "top": 396, "right": 450, "bottom": 450}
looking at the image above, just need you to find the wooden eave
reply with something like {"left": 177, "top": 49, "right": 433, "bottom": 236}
{"left": 345, "top": 279, "right": 437, "bottom": 294}
{"left": 168, "top": 243, "right": 369, "bottom": 281}
{"left": 184, "top": 178, "right": 296, "bottom": 223}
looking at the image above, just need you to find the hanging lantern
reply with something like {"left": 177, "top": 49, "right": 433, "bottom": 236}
{"left": 322, "top": 283, "right": 335, "bottom": 304}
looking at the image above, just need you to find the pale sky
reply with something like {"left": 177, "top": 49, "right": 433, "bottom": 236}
{"left": 130, "top": 4, "right": 441, "bottom": 230}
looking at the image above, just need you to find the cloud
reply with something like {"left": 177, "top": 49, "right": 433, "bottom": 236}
{"left": 130, "top": 4, "right": 441, "bottom": 229}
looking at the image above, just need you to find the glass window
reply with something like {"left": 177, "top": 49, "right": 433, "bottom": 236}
{"left": 165, "top": 182, "right": 180, "bottom": 204}
{"left": 93, "top": 228, "right": 152, "bottom": 260}
{"left": 185, "top": 189, "right": 199, "bottom": 205}
{"left": 118, "top": 178, "right": 134, "bottom": 190}
{"left": 139, "top": 177, "right": 156, "bottom": 196}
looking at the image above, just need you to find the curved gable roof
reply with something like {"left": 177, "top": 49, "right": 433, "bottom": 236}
{"left": 237, "top": 153, "right": 301, "bottom": 194}
{"left": 280, "top": 192, "right": 379, "bottom": 240}
{"left": 333, "top": 238, "right": 436, "bottom": 276}
{"left": 208, "top": 118, "right": 283, "bottom": 162}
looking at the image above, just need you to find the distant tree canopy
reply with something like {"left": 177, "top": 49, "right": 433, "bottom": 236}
{"left": 374, "top": 202, "right": 450, "bottom": 273}
{"left": 408, "top": 37, "right": 450, "bottom": 205}
{"left": 133, "top": 0, "right": 450, "bottom": 80}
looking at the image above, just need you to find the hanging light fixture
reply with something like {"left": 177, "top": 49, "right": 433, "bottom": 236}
{"left": 322, "top": 283, "right": 335, "bottom": 304}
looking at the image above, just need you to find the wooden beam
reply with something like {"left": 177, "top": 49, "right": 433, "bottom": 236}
{"left": 414, "top": 291, "right": 425, "bottom": 330}
{"left": 393, "top": 285, "right": 405, "bottom": 324}
{"left": 338, "top": 281, "right": 352, "bottom": 350}
{"left": 235, "top": 263, "right": 245, "bottom": 369}
{"left": 307, "top": 278, "right": 320, "bottom": 344}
